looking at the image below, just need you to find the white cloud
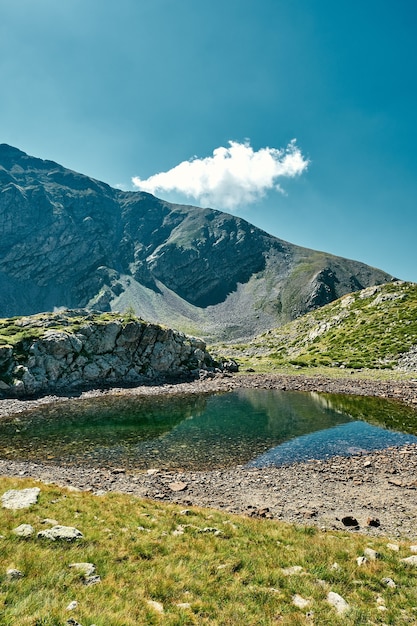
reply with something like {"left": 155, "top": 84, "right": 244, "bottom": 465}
{"left": 132, "top": 139, "right": 309, "bottom": 210}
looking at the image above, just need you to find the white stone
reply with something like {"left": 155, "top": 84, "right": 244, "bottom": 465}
{"left": 69, "top": 562, "right": 96, "bottom": 577}
{"left": 6, "top": 568, "right": 24, "bottom": 580}
{"left": 41, "top": 518, "right": 59, "bottom": 525}
{"left": 292, "top": 594, "right": 310, "bottom": 609}
{"left": 66, "top": 600, "right": 78, "bottom": 611}
{"left": 401, "top": 555, "right": 417, "bottom": 566}
{"left": 327, "top": 591, "right": 350, "bottom": 614}
{"left": 387, "top": 543, "right": 400, "bottom": 551}
{"left": 37, "top": 525, "right": 83, "bottom": 542}
{"left": 356, "top": 556, "right": 367, "bottom": 566}
{"left": 282, "top": 565, "right": 303, "bottom": 576}
{"left": 364, "top": 548, "right": 379, "bottom": 561}
{"left": 147, "top": 600, "right": 164, "bottom": 613}
{"left": 1, "top": 487, "right": 40, "bottom": 509}
{"left": 13, "top": 524, "right": 35, "bottom": 538}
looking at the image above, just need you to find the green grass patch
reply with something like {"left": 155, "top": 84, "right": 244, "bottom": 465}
{"left": 0, "top": 311, "right": 148, "bottom": 348}
{"left": 1, "top": 478, "right": 417, "bottom": 625}
{"left": 215, "top": 281, "right": 417, "bottom": 375}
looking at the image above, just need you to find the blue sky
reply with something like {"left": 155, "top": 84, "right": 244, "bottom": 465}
{"left": 1, "top": 0, "right": 416, "bottom": 281}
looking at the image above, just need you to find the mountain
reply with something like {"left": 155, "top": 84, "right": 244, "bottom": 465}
{"left": 0, "top": 144, "right": 395, "bottom": 341}
{"left": 227, "top": 281, "right": 417, "bottom": 371}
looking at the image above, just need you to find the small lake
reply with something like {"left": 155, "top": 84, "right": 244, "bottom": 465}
{"left": 1, "top": 389, "right": 417, "bottom": 470}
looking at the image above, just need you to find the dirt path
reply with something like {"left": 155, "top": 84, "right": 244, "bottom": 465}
{"left": 1, "top": 373, "right": 417, "bottom": 540}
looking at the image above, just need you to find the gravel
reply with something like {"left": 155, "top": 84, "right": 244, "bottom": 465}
{"left": 1, "top": 373, "right": 417, "bottom": 540}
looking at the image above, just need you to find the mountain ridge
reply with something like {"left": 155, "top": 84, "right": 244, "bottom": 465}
{"left": 0, "top": 143, "right": 395, "bottom": 340}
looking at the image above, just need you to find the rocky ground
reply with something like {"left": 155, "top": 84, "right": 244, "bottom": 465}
{"left": 1, "top": 373, "right": 417, "bottom": 540}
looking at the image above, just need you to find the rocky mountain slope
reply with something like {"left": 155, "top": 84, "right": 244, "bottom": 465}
{"left": 0, "top": 310, "right": 214, "bottom": 397}
{"left": 0, "top": 144, "right": 394, "bottom": 341}
{"left": 226, "top": 281, "right": 417, "bottom": 371}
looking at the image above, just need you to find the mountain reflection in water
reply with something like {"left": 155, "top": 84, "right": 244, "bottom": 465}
{"left": 0, "top": 389, "right": 416, "bottom": 470}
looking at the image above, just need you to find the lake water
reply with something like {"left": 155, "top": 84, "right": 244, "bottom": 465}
{"left": 1, "top": 389, "right": 417, "bottom": 470}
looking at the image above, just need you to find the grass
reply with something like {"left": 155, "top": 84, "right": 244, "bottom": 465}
{"left": 214, "top": 281, "right": 417, "bottom": 375}
{"left": 1, "top": 477, "right": 417, "bottom": 625}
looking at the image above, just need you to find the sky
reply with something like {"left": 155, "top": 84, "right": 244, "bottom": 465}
{"left": 1, "top": 0, "right": 416, "bottom": 282}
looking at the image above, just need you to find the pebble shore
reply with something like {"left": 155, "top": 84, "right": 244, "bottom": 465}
{"left": 1, "top": 373, "right": 417, "bottom": 540}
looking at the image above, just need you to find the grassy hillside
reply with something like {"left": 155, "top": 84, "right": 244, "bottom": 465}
{"left": 2, "top": 477, "right": 417, "bottom": 625}
{"left": 220, "top": 282, "right": 417, "bottom": 371}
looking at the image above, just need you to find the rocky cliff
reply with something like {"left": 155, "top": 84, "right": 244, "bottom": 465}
{"left": 0, "top": 144, "right": 395, "bottom": 340}
{"left": 0, "top": 310, "right": 214, "bottom": 397}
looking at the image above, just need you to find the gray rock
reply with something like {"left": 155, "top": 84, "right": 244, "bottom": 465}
{"left": 1, "top": 487, "right": 40, "bottom": 509}
{"left": 0, "top": 310, "right": 215, "bottom": 397}
{"left": 37, "top": 525, "right": 83, "bottom": 542}
{"left": 83, "top": 575, "right": 101, "bottom": 586}
{"left": 292, "top": 594, "right": 310, "bottom": 609}
{"left": 401, "top": 555, "right": 417, "bottom": 566}
{"left": 327, "top": 591, "right": 350, "bottom": 614}
{"left": 13, "top": 523, "right": 35, "bottom": 538}
{"left": 69, "top": 562, "right": 96, "bottom": 577}
{"left": 168, "top": 481, "right": 188, "bottom": 492}
{"left": 6, "top": 568, "right": 24, "bottom": 580}
{"left": 364, "top": 548, "right": 379, "bottom": 561}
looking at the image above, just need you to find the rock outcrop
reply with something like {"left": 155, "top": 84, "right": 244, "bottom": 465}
{"left": 0, "top": 144, "right": 395, "bottom": 341}
{"left": 0, "top": 310, "right": 214, "bottom": 397}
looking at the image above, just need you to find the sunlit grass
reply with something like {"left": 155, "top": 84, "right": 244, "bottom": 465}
{"left": 1, "top": 477, "right": 417, "bottom": 625}
{"left": 213, "top": 281, "right": 417, "bottom": 377}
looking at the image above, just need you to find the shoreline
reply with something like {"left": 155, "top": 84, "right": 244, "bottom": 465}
{"left": 1, "top": 373, "right": 417, "bottom": 539}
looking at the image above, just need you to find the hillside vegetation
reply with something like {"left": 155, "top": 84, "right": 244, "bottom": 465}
{"left": 2, "top": 477, "right": 417, "bottom": 625}
{"left": 222, "top": 282, "right": 417, "bottom": 371}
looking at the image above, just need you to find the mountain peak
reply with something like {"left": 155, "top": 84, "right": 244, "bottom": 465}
{"left": 0, "top": 145, "right": 395, "bottom": 341}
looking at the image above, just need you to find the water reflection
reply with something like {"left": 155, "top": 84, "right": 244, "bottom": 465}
{"left": 0, "top": 390, "right": 416, "bottom": 470}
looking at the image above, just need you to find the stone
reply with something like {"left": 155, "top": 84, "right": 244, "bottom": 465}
{"left": 401, "top": 555, "right": 417, "bottom": 566}
{"left": 292, "top": 594, "right": 310, "bottom": 609}
{"left": 6, "top": 568, "right": 24, "bottom": 580}
{"left": 327, "top": 591, "right": 350, "bottom": 614}
{"left": 168, "top": 481, "right": 188, "bottom": 492}
{"left": 66, "top": 601, "right": 78, "bottom": 611}
{"left": 387, "top": 543, "right": 400, "bottom": 551}
{"left": 41, "top": 518, "right": 59, "bottom": 525}
{"left": 364, "top": 548, "right": 379, "bottom": 560}
{"left": 281, "top": 565, "right": 303, "bottom": 576}
{"left": 147, "top": 600, "right": 164, "bottom": 614}
{"left": 13, "top": 523, "right": 35, "bottom": 538}
{"left": 84, "top": 575, "right": 101, "bottom": 586}
{"left": 69, "top": 563, "right": 96, "bottom": 577}
{"left": 198, "top": 527, "right": 222, "bottom": 535}
{"left": 409, "top": 545, "right": 417, "bottom": 553}
{"left": 341, "top": 515, "right": 359, "bottom": 528}
{"left": 1, "top": 487, "right": 40, "bottom": 509}
{"left": 366, "top": 517, "right": 381, "bottom": 528}
{"left": 356, "top": 556, "right": 367, "bottom": 566}
{"left": 38, "top": 525, "right": 83, "bottom": 542}
{"left": 382, "top": 577, "right": 396, "bottom": 588}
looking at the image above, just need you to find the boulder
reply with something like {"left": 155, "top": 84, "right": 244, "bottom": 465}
{"left": 13, "top": 524, "right": 35, "bottom": 538}
{"left": 1, "top": 487, "right": 40, "bottom": 510}
{"left": 37, "top": 525, "right": 83, "bottom": 542}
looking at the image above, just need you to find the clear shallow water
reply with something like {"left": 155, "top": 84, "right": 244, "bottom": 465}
{"left": 0, "top": 389, "right": 417, "bottom": 470}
